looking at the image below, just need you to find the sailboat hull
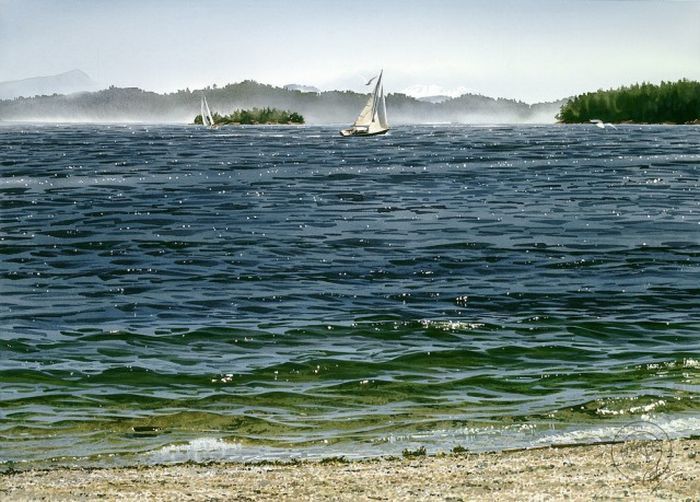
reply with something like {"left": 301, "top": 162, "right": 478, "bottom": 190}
{"left": 339, "top": 127, "right": 389, "bottom": 137}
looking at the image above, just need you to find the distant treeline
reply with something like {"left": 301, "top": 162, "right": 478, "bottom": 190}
{"left": 557, "top": 79, "right": 700, "bottom": 124}
{"left": 195, "top": 107, "right": 304, "bottom": 125}
{"left": 0, "top": 80, "right": 564, "bottom": 124}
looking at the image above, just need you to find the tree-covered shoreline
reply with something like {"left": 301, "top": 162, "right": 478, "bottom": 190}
{"left": 558, "top": 79, "right": 700, "bottom": 124}
{"left": 196, "top": 107, "right": 304, "bottom": 125}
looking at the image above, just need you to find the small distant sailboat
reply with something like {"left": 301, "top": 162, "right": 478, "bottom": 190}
{"left": 340, "top": 70, "right": 389, "bottom": 137}
{"left": 590, "top": 119, "right": 617, "bottom": 130}
{"left": 200, "top": 95, "right": 216, "bottom": 128}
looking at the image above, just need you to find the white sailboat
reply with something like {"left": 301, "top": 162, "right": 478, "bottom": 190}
{"left": 200, "top": 95, "right": 215, "bottom": 128}
{"left": 340, "top": 70, "right": 389, "bottom": 137}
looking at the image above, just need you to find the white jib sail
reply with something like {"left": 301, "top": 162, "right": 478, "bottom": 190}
{"left": 354, "top": 93, "right": 376, "bottom": 127}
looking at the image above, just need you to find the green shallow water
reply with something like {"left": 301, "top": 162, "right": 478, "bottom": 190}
{"left": 2, "top": 320, "right": 698, "bottom": 465}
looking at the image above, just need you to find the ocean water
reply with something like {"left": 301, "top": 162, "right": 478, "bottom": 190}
{"left": 1, "top": 124, "right": 699, "bottom": 467}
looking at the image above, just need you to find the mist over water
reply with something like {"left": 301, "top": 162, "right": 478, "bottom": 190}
{"left": 1, "top": 124, "right": 698, "bottom": 467}
{"left": 0, "top": 83, "right": 564, "bottom": 124}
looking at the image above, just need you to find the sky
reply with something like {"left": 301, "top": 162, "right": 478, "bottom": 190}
{"left": 0, "top": 0, "right": 699, "bottom": 102}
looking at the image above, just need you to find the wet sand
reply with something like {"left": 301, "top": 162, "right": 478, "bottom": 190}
{"left": 2, "top": 439, "right": 698, "bottom": 501}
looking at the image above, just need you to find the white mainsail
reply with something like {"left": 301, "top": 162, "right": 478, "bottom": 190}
{"left": 377, "top": 85, "right": 388, "bottom": 129}
{"left": 204, "top": 97, "right": 214, "bottom": 126}
{"left": 341, "top": 70, "right": 389, "bottom": 136}
{"left": 200, "top": 97, "right": 209, "bottom": 126}
{"left": 201, "top": 95, "right": 214, "bottom": 127}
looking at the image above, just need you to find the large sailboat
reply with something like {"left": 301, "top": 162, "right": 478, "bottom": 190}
{"left": 200, "top": 95, "right": 215, "bottom": 128}
{"left": 340, "top": 70, "right": 389, "bottom": 137}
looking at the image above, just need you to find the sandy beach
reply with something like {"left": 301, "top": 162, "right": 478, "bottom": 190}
{"left": 2, "top": 439, "right": 698, "bottom": 501}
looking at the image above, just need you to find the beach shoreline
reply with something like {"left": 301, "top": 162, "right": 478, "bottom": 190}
{"left": 2, "top": 439, "right": 698, "bottom": 501}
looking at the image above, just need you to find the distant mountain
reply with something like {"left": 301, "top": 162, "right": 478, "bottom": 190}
{"left": 283, "top": 84, "right": 320, "bottom": 94}
{"left": 0, "top": 80, "right": 566, "bottom": 124}
{"left": 0, "top": 69, "right": 101, "bottom": 100}
{"left": 417, "top": 95, "right": 452, "bottom": 104}
{"left": 402, "top": 84, "right": 470, "bottom": 100}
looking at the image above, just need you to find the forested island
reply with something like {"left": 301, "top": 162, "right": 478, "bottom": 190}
{"left": 195, "top": 107, "right": 304, "bottom": 125}
{"left": 557, "top": 79, "right": 700, "bottom": 124}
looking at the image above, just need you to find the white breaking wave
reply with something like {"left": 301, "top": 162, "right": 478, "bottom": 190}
{"left": 148, "top": 438, "right": 243, "bottom": 464}
{"left": 142, "top": 414, "right": 700, "bottom": 465}
{"left": 534, "top": 415, "right": 700, "bottom": 446}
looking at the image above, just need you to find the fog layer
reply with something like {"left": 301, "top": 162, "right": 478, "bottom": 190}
{"left": 0, "top": 81, "right": 565, "bottom": 124}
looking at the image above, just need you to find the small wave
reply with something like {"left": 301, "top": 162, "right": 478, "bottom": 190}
{"left": 639, "top": 358, "right": 700, "bottom": 370}
{"left": 534, "top": 415, "right": 700, "bottom": 446}
{"left": 149, "top": 438, "right": 243, "bottom": 464}
{"left": 596, "top": 399, "right": 668, "bottom": 417}
{"left": 419, "top": 319, "right": 485, "bottom": 331}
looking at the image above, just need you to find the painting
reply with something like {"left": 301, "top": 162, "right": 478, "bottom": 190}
{"left": 1, "top": 0, "right": 698, "bottom": 498}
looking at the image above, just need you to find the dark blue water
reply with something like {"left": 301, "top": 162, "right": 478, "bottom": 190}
{"left": 1, "top": 124, "right": 699, "bottom": 466}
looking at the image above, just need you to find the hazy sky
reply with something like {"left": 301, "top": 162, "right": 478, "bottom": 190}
{"left": 1, "top": 0, "right": 698, "bottom": 102}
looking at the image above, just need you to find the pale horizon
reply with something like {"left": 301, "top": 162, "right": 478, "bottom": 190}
{"left": 1, "top": 0, "right": 699, "bottom": 103}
